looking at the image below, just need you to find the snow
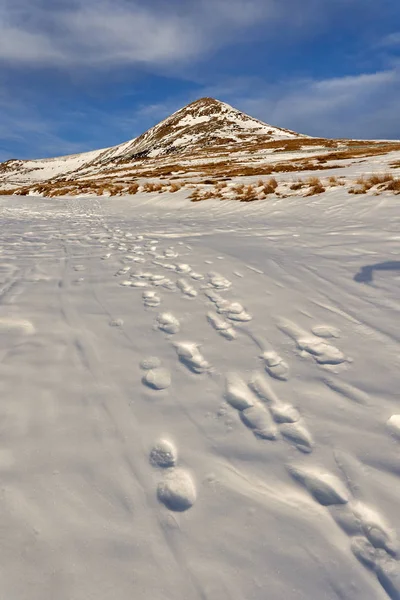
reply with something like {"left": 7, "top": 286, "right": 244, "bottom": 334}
{"left": 0, "top": 184, "right": 399, "bottom": 600}
{"left": 176, "top": 114, "right": 211, "bottom": 127}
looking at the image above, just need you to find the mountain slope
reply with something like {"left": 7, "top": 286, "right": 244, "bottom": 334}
{"left": 0, "top": 98, "right": 304, "bottom": 189}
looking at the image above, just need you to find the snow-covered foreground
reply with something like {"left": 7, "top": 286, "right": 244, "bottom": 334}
{"left": 0, "top": 191, "right": 399, "bottom": 600}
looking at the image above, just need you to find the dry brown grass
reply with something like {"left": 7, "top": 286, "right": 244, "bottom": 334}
{"left": 142, "top": 181, "right": 163, "bottom": 193}
{"left": 382, "top": 178, "right": 400, "bottom": 193}
{"left": 349, "top": 173, "right": 396, "bottom": 194}
{"left": 127, "top": 182, "right": 139, "bottom": 194}
{"left": 0, "top": 188, "right": 18, "bottom": 195}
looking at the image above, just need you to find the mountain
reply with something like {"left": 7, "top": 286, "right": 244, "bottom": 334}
{"left": 0, "top": 97, "right": 399, "bottom": 198}
{"left": 0, "top": 98, "right": 303, "bottom": 189}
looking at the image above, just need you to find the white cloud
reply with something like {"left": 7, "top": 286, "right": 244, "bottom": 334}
{"left": 0, "top": 0, "right": 383, "bottom": 69}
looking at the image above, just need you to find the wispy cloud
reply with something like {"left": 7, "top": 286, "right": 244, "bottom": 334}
{"left": 379, "top": 31, "right": 400, "bottom": 47}
{"left": 204, "top": 69, "right": 400, "bottom": 139}
{"left": 0, "top": 0, "right": 383, "bottom": 70}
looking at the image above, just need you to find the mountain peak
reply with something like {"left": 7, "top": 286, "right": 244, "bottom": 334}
{"left": 93, "top": 96, "right": 302, "bottom": 164}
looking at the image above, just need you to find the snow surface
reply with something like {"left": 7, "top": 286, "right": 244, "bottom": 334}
{"left": 0, "top": 188, "right": 399, "bottom": 600}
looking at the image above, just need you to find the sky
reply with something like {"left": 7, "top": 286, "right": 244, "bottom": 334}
{"left": 1, "top": 0, "right": 400, "bottom": 160}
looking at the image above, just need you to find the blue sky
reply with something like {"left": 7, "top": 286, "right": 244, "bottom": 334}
{"left": 1, "top": 0, "right": 400, "bottom": 160}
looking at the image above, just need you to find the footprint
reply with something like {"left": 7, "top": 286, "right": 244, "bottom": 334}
{"left": 218, "top": 301, "right": 252, "bottom": 322}
{"left": 140, "top": 356, "right": 161, "bottom": 370}
{"left": 297, "top": 337, "right": 346, "bottom": 365}
{"left": 143, "top": 368, "right": 171, "bottom": 390}
{"left": 312, "top": 325, "right": 340, "bottom": 339}
{"left": 278, "top": 319, "right": 347, "bottom": 365}
{"left": 376, "top": 558, "right": 400, "bottom": 599}
{"left": 287, "top": 465, "right": 349, "bottom": 506}
{"left": 280, "top": 423, "right": 314, "bottom": 453}
{"left": 149, "top": 274, "right": 168, "bottom": 284}
{"left": 353, "top": 502, "right": 398, "bottom": 557}
{"left": 224, "top": 373, "right": 255, "bottom": 410}
{"left": 269, "top": 404, "right": 300, "bottom": 424}
{"left": 143, "top": 291, "right": 161, "bottom": 308}
{"left": 175, "top": 264, "right": 192, "bottom": 274}
{"left": 176, "top": 279, "right": 197, "bottom": 298}
{"left": 260, "top": 351, "right": 290, "bottom": 381}
{"left": 190, "top": 272, "right": 204, "bottom": 281}
{"left": 207, "top": 312, "right": 236, "bottom": 340}
{"left": 157, "top": 468, "right": 197, "bottom": 512}
{"left": 150, "top": 439, "right": 178, "bottom": 468}
{"left": 207, "top": 272, "right": 232, "bottom": 290}
{"left": 173, "top": 341, "right": 210, "bottom": 374}
{"left": 205, "top": 289, "right": 224, "bottom": 303}
{"left": 156, "top": 313, "right": 180, "bottom": 334}
{"left": 351, "top": 537, "right": 381, "bottom": 570}
{"left": 386, "top": 415, "right": 400, "bottom": 441}
{"left": 240, "top": 404, "right": 279, "bottom": 440}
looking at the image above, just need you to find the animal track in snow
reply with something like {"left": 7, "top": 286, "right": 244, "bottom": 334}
{"left": 351, "top": 537, "right": 381, "bottom": 570}
{"left": 217, "top": 301, "right": 252, "bottom": 322}
{"left": 157, "top": 468, "right": 197, "bottom": 512}
{"left": 260, "top": 351, "right": 290, "bottom": 381}
{"left": 312, "top": 324, "right": 340, "bottom": 339}
{"left": 156, "top": 313, "right": 180, "bottom": 334}
{"left": 176, "top": 278, "right": 197, "bottom": 298}
{"left": 223, "top": 373, "right": 279, "bottom": 439}
{"left": 207, "top": 272, "right": 232, "bottom": 290}
{"left": 175, "top": 263, "right": 192, "bottom": 274}
{"left": 269, "top": 403, "right": 300, "bottom": 424}
{"left": 190, "top": 272, "right": 204, "bottom": 281}
{"left": 143, "top": 291, "right": 161, "bottom": 308}
{"left": 352, "top": 502, "right": 398, "bottom": 557}
{"left": 240, "top": 404, "right": 278, "bottom": 440}
{"left": 376, "top": 559, "right": 400, "bottom": 599}
{"left": 150, "top": 439, "right": 178, "bottom": 468}
{"left": 280, "top": 422, "right": 314, "bottom": 454}
{"left": 207, "top": 312, "right": 236, "bottom": 340}
{"left": 248, "top": 372, "right": 299, "bottom": 421}
{"left": 143, "top": 368, "right": 171, "bottom": 390}
{"left": 278, "top": 318, "right": 347, "bottom": 365}
{"left": 287, "top": 465, "right": 349, "bottom": 506}
{"left": 140, "top": 356, "right": 161, "bottom": 370}
{"left": 173, "top": 341, "right": 210, "bottom": 374}
{"left": 224, "top": 373, "right": 255, "bottom": 410}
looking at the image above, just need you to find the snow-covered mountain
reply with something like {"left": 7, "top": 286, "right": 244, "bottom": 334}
{"left": 1, "top": 97, "right": 399, "bottom": 199}
{"left": 0, "top": 98, "right": 304, "bottom": 189}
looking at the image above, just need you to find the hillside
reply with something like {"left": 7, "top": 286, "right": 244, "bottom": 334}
{"left": 1, "top": 97, "right": 400, "bottom": 199}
